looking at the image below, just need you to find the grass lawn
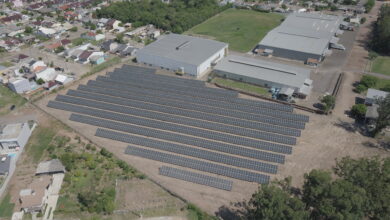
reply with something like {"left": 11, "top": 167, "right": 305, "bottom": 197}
{"left": 185, "top": 9, "right": 283, "bottom": 52}
{"left": 0, "top": 61, "right": 14, "bottom": 67}
{"left": 371, "top": 56, "right": 390, "bottom": 76}
{"left": 212, "top": 77, "right": 270, "bottom": 96}
{"left": 0, "top": 85, "right": 27, "bottom": 115}
{"left": 0, "top": 193, "right": 15, "bottom": 218}
{"left": 26, "top": 126, "right": 57, "bottom": 163}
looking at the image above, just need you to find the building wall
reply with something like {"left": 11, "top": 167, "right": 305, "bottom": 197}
{"left": 197, "top": 46, "right": 227, "bottom": 78}
{"left": 214, "top": 69, "right": 299, "bottom": 90}
{"left": 137, "top": 46, "right": 227, "bottom": 78}
{"left": 256, "top": 45, "right": 323, "bottom": 62}
{"left": 137, "top": 52, "right": 199, "bottom": 76}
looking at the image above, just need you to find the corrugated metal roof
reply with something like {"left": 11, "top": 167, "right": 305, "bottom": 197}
{"left": 214, "top": 55, "right": 311, "bottom": 89}
{"left": 259, "top": 12, "right": 342, "bottom": 55}
{"left": 137, "top": 34, "right": 228, "bottom": 66}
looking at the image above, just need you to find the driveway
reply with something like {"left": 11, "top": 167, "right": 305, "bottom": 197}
{"left": 43, "top": 173, "right": 64, "bottom": 220}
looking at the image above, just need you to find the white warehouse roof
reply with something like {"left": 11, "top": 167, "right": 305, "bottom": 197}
{"left": 214, "top": 55, "right": 311, "bottom": 89}
{"left": 258, "top": 12, "right": 342, "bottom": 56}
{"left": 137, "top": 34, "right": 228, "bottom": 66}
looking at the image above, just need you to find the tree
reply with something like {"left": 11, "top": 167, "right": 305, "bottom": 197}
{"left": 334, "top": 157, "right": 390, "bottom": 219}
{"left": 368, "top": 51, "right": 378, "bottom": 60}
{"left": 247, "top": 180, "right": 310, "bottom": 220}
{"left": 320, "top": 95, "right": 335, "bottom": 113}
{"left": 372, "top": 5, "right": 390, "bottom": 55}
{"left": 303, "top": 170, "right": 367, "bottom": 220}
{"left": 281, "top": 4, "right": 287, "bottom": 10}
{"left": 24, "top": 26, "right": 33, "bottom": 34}
{"left": 360, "top": 75, "right": 378, "bottom": 88}
{"left": 36, "top": 78, "right": 45, "bottom": 85}
{"left": 115, "top": 33, "right": 125, "bottom": 44}
{"left": 54, "top": 46, "right": 65, "bottom": 54}
{"left": 69, "top": 26, "right": 78, "bottom": 32}
{"left": 351, "top": 104, "right": 367, "bottom": 119}
{"left": 374, "top": 94, "right": 390, "bottom": 134}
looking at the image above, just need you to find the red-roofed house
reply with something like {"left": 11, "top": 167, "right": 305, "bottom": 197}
{"left": 1, "top": 14, "right": 22, "bottom": 23}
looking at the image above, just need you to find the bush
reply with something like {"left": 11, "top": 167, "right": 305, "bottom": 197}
{"left": 355, "top": 84, "right": 368, "bottom": 93}
{"left": 365, "top": 0, "right": 375, "bottom": 12}
{"left": 351, "top": 104, "right": 367, "bottom": 118}
{"left": 321, "top": 95, "right": 336, "bottom": 113}
{"left": 368, "top": 51, "right": 378, "bottom": 60}
{"left": 69, "top": 26, "right": 78, "bottom": 32}
{"left": 36, "top": 78, "right": 45, "bottom": 85}
{"left": 360, "top": 75, "right": 378, "bottom": 88}
{"left": 360, "top": 17, "right": 366, "bottom": 24}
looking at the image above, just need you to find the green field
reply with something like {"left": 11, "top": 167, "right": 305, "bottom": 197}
{"left": 371, "top": 56, "right": 390, "bottom": 76}
{"left": 0, "top": 85, "right": 27, "bottom": 115}
{"left": 0, "top": 194, "right": 15, "bottom": 218}
{"left": 212, "top": 77, "right": 270, "bottom": 96}
{"left": 185, "top": 9, "right": 283, "bottom": 52}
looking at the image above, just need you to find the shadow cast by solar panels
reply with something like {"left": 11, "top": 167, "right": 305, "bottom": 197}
{"left": 46, "top": 65, "right": 310, "bottom": 185}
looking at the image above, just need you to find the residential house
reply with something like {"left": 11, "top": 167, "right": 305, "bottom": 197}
{"left": 45, "top": 41, "right": 62, "bottom": 52}
{"left": 36, "top": 68, "right": 57, "bottom": 82}
{"left": 29, "top": 60, "right": 47, "bottom": 73}
{"left": 120, "top": 46, "right": 138, "bottom": 57}
{"left": 43, "top": 80, "right": 58, "bottom": 90}
{"left": 77, "top": 50, "right": 93, "bottom": 64}
{"left": 89, "top": 54, "right": 105, "bottom": 65}
{"left": 0, "top": 122, "right": 32, "bottom": 153}
{"left": 0, "top": 155, "right": 12, "bottom": 176}
{"left": 106, "top": 19, "right": 120, "bottom": 30}
{"left": 81, "top": 32, "right": 105, "bottom": 41}
{"left": 1, "top": 14, "right": 22, "bottom": 23}
{"left": 19, "top": 175, "right": 52, "bottom": 213}
{"left": 64, "top": 43, "right": 91, "bottom": 58}
{"left": 365, "top": 88, "right": 389, "bottom": 106}
{"left": 55, "top": 74, "right": 72, "bottom": 85}
{"left": 36, "top": 27, "right": 57, "bottom": 38}
{"left": 8, "top": 77, "right": 30, "bottom": 93}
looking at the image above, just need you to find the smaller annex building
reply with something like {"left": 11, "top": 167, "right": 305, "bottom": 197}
{"left": 136, "top": 34, "right": 228, "bottom": 78}
{"left": 214, "top": 55, "right": 312, "bottom": 98}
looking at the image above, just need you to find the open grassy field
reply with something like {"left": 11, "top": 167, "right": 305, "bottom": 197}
{"left": 371, "top": 56, "right": 390, "bottom": 76}
{"left": 212, "top": 77, "right": 270, "bottom": 97}
{"left": 185, "top": 9, "right": 283, "bottom": 52}
{"left": 0, "top": 85, "right": 27, "bottom": 115}
{"left": 0, "top": 193, "right": 15, "bottom": 218}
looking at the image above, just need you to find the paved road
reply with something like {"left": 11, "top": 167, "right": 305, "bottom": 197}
{"left": 366, "top": 72, "right": 390, "bottom": 80}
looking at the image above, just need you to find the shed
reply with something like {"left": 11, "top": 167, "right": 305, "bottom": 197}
{"left": 35, "top": 159, "right": 65, "bottom": 175}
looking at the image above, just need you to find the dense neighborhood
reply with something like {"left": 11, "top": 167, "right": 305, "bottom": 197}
{"left": 0, "top": 0, "right": 389, "bottom": 220}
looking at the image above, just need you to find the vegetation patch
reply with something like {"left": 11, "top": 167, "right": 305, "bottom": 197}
{"left": 96, "top": 0, "right": 229, "bottom": 33}
{"left": 0, "top": 61, "right": 14, "bottom": 67}
{"left": 185, "top": 9, "right": 283, "bottom": 52}
{"left": 371, "top": 56, "right": 390, "bottom": 76}
{"left": 0, "top": 193, "right": 15, "bottom": 218}
{"left": 212, "top": 77, "right": 270, "bottom": 96}
{"left": 0, "top": 85, "right": 27, "bottom": 115}
{"left": 82, "top": 56, "right": 121, "bottom": 79}
{"left": 354, "top": 75, "right": 390, "bottom": 93}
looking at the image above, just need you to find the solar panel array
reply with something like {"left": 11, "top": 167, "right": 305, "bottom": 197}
{"left": 47, "top": 65, "right": 309, "bottom": 185}
{"left": 125, "top": 145, "right": 270, "bottom": 183}
{"left": 159, "top": 166, "right": 233, "bottom": 191}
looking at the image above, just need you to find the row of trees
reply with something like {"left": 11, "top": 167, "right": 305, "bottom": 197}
{"left": 95, "top": 0, "right": 230, "bottom": 33}
{"left": 244, "top": 157, "right": 390, "bottom": 220}
{"left": 371, "top": 4, "right": 390, "bottom": 55}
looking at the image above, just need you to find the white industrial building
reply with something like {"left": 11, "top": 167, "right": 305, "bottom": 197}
{"left": 136, "top": 34, "right": 228, "bottom": 78}
{"left": 255, "top": 13, "right": 343, "bottom": 62}
{"left": 8, "top": 77, "right": 30, "bottom": 94}
{"left": 0, "top": 122, "right": 32, "bottom": 153}
{"left": 214, "top": 55, "right": 312, "bottom": 98}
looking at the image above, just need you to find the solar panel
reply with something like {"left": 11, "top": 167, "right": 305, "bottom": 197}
{"left": 159, "top": 166, "right": 233, "bottom": 191}
{"left": 85, "top": 81, "right": 306, "bottom": 129}
{"left": 95, "top": 128, "right": 278, "bottom": 174}
{"left": 54, "top": 97, "right": 295, "bottom": 151}
{"left": 58, "top": 110, "right": 289, "bottom": 161}
{"left": 59, "top": 93, "right": 297, "bottom": 145}
{"left": 125, "top": 145, "right": 270, "bottom": 183}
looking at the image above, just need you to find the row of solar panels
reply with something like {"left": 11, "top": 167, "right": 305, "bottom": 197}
{"left": 125, "top": 145, "right": 270, "bottom": 184}
{"left": 115, "top": 65, "right": 295, "bottom": 113}
{"left": 50, "top": 101, "right": 293, "bottom": 155}
{"left": 96, "top": 128, "right": 278, "bottom": 174}
{"left": 159, "top": 166, "right": 233, "bottom": 191}
{"left": 57, "top": 94, "right": 297, "bottom": 145}
{"left": 83, "top": 81, "right": 305, "bottom": 129}
{"left": 75, "top": 86, "right": 301, "bottom": 136}
{"left": 88, "top": 77, "right": 308, "bottom": 123}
